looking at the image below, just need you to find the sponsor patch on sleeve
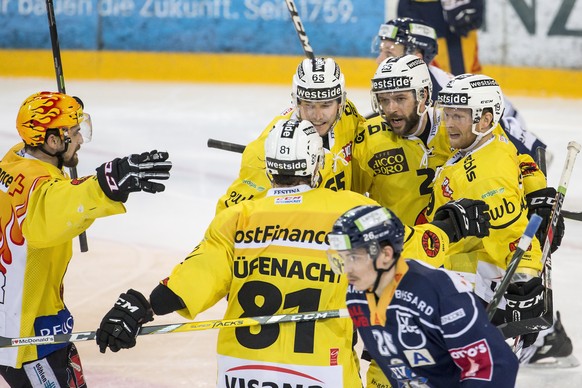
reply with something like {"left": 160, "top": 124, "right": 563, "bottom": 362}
{"left": 449, "top": 339, "right": 494, "bottom": 382}
{"left": 441, "top": 308, "right": 466, "bottom": 325}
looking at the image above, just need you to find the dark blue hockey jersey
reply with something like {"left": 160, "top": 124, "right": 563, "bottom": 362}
{"left": 347, "top": 259, "right": 518, "bottom": 387}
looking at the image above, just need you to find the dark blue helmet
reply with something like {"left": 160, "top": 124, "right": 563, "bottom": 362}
{"left": 375, "top": 18, "right": 439, "bottom": 64}
{"left": 328, "top": 205, "right": 405, "bottom": 259}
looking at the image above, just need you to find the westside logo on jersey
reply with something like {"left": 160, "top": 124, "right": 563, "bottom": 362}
{"left": 367, "top": 148, "right": 409, "bottom": 176}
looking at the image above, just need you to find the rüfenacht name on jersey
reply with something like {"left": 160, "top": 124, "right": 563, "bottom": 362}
{"left": 234, "top": 255, "right": 340, "bottom": 283}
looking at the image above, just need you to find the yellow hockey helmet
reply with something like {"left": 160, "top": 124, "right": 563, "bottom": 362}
{"left": 16, "top": 91, "right": 85, "bottom": 146}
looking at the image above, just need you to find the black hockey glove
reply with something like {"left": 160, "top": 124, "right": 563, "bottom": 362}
{"left": 432, "top": 198, "right": 490, "bottom": 243}
{"left": 96, "top": 289, "right": 154, "bottom": 353}
{"left": 526, "top": 187, "right": 565, "bottom": 253}
{"left": 441, "top": 0, "right": 484, "bottom": 36}
{"left": 96, "top": 150, "right": 172, "bottom": 202}
{"left": 505, "top": 277, "right": 545, "bottom": 347}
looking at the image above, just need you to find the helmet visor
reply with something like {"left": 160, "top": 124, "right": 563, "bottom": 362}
{"left": 326, "top": 233, "right": 352, "bottom": 274}
{"left": 327, "top": 245, "right": 374, "bottom": 275}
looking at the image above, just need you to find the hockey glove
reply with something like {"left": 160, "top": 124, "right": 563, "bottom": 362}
{"left": 96, "top": 289, "right": 154, "bottom": 353}
{"left": 526, "top": 187, "right": 565, "bottom": 253}
{"left": 96, "top": 150, "right": 172, "bottom": 202}
{"left": 432, "top": 198, "right": 490, "bottom": 243}
{"left": 441, "top": 0, "right": 484, "bottom": 36}
{"left": 505, "top": 277, "right": 545, "bottom": 347}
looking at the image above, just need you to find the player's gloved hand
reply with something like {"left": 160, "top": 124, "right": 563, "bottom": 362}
{"left": 441, "top": 0, "right": 484, "bottom": 36}
{"left": 96, "top": 150, "right": 172, "bottom": 202}
{"left": 96, "top": 289, "right": 154, "bottom": 353}
{"left": 526, "top": 187, "right": 565, "bottom": 253}
{"left": 432, "top": 198, "right": 490, "bottom": 243}
{"left": 505, "top": 277, "right": 545, "bottom": 347}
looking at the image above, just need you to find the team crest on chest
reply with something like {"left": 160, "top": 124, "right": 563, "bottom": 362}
{"left": 441, "top": 177, "right": 454, "bottom": 199}
{"left": 396, "top": 310, "right": 426, "bottom": 349}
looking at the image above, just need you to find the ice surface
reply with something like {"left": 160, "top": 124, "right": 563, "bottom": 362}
{"left": 0, "top": 77, "right": 580, "bottom": 387}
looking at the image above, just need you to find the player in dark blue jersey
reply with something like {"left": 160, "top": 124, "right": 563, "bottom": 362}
{"left": 327, "top": 205, "right": 518, "bottom": 387}
{"left": 397, "top": 0, "right": 483, "bottom": 76}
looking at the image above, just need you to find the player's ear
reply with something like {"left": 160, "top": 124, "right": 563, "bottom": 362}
{"left": 480, "top": 111, "right": 493, "bottom": 130}
{"left": 378, "top": 245, "right": 395, "bottom": 268}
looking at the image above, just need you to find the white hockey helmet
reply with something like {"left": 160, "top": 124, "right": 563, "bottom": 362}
{"left": 437, "top": 73, "right": 505, "bottom": 137}
{"left": 264, "top": 119, "right": 324, "bottom": 188}
{"left": 292, "top": 57, "right": 346, "bottom": 114}
{"left": 371, "top": 54, "right": 432, "bottom": 117}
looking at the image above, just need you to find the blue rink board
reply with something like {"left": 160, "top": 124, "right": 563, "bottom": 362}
{"left": 0, "top": 0, "right": 383, "bottom": 57}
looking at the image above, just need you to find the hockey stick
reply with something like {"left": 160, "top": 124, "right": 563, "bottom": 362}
{"left": 207, "top": 2, "right": 315, "bottom": 157}
{"left": 206, "top": 2, "right": 315, "bottom": 157}
{"left": 486, "top": 214, "right": 542, "bottom": 321}
{"left": 537, "top": 146, "right": 581, "bottom": 222}
{"left": 207, "top": 138, "right": 246, "bottom": 154}
{"left": 46, "top": 0, "right": 88, "bottom": 253}
{"left": 284, "top": 0, "right": 315, "bottom": 60}
{"left": 498, "top": 141, "right": 581, "bottom": 339}
{"left": 561, "top": 209, "right": 582, "bottom": 222}
{"left": 0, "top": 309, "right": 348, "bottom": 348}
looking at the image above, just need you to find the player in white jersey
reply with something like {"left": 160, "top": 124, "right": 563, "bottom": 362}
{"left": 95, "top": 119, "right": 491, "bottom": 386}
{"left": 0, "top": 92, "right": 172, "bottom": 387}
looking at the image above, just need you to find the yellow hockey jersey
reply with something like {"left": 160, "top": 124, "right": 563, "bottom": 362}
{"left": 425, "top": 132, "right": 543, "bottom": 304}
{"left": 165, "top": 185, "right": 450, "bottom": 387}
{"left": 215, "top": 100, "right": 364, "bottom": 214}
{"left": 0, "top": 144, "right": 125, "bottom": 368}
{"left": 351, "top": 110, "right": 451, "bottom": 226}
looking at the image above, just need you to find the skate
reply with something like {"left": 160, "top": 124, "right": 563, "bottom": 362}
{"left": 520, "top": 311, "right": 580, "bottom": 368}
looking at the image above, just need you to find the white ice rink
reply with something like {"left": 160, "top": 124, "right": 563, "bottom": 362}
{"left": 0, "top": 76, "right": 581, "bottom": 387}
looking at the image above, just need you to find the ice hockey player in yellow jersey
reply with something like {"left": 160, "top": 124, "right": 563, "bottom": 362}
{"left": 427, "top": 74, "right": 543, "bottom": 306}
{"left": 352, "top": 54, "right": 451, "bottom": 226}
{"left": 96, "top": 119, "right": 490, "bottom": 386}
{"left": 216, "top": 57, "right": 365, "bottom": 213}
{"left": 0, "top": 91, "right": 172, "bottom": 387}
